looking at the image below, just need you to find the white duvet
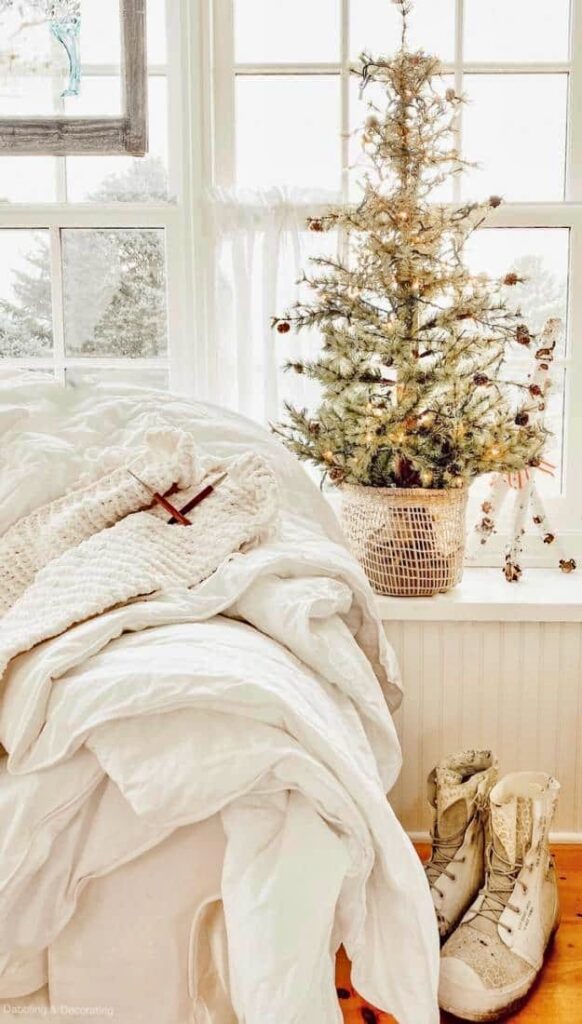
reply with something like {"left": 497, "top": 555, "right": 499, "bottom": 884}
{"left": 0, "top": 377, "right": 439, "bottom": 1024}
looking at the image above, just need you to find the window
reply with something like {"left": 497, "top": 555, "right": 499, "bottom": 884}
{"left": 212, "top": 0, "right": 582, "bottom": 562}
{"left": 0, "top": 0, "right": 198, "bottom": 394}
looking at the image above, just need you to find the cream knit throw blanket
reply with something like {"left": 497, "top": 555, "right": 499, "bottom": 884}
{"left": 0, "top": 427, "right": 204, "bottom": 615}
{"left": 0, "top": 429, "right": 278, "bottom": 675}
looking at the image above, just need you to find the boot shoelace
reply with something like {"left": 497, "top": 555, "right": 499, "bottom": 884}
{"left": 425, "top": 820, "right": 469, "bottom": 897}
{"left": 472, "top": 846, "right": 530, "bottom": 932}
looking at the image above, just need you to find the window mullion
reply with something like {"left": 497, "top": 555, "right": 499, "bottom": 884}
{"left": 561, "top": 219, "right": 582, "bottom": 522}
{"left": 56, "top": 159, "right": 68, "bottom": 204}
{"left": 566, "top": 0, "right": 582, "bottom": 200}
{"left": 49, "top": 226, "right": 66, "bottom": 384}
{"left": 213, "top": 0, "right": 236, "bottom": 186}
{"left": 340, "top": 0, "right": 350, "bottom": 204}
{"left": 453, "top": 0, "right": 464, "bottom": 204}
{"left": 50, "top": 72, "right": 68, "bottom": 205}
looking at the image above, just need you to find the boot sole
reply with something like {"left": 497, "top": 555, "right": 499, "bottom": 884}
{"left": 439, "top": 918, "right": 560, "bottom": 1022}
{"left": 440, "top": 984, "right": 534, "bottom": 1022}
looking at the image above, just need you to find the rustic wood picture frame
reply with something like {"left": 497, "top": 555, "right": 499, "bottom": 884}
{"left": 0, "top": 0, "right": 148, "bottom": 156}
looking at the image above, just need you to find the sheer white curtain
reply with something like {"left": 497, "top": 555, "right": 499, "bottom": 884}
{"left": 205, "top": 188, "right": 339, "bottom": 425}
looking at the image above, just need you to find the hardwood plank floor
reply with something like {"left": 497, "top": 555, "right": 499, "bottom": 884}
{"left": 336, "top": 845, "right": 582, "bottom": 1023}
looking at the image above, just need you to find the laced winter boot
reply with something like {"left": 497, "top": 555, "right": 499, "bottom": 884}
{"left": 425, "top": 750, "right": 498, "bottom": 942}
{"left": 439, "top": 772, "right": 560, "bottom": 1022}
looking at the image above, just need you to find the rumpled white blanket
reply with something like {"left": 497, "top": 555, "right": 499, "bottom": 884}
{"left": 0, "top": 378, "right": 439, "bottom": 1024}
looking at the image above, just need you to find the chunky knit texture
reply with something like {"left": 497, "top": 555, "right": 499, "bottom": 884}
{"left": 0, "top": 449, "right": 278, "bottom": 675}
{"left": 0, "top": 428, "right": 205, "bottom": 615}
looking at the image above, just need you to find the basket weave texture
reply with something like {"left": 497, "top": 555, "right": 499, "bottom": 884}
{"left": 341, "top": 484, "right": 468, "bottom": 598}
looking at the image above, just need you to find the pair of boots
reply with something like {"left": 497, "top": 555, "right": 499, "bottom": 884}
{"left": 425, "top": 751, "right": 560, "bottom": 1022}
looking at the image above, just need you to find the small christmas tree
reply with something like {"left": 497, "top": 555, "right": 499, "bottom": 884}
{"left": 273, "top": 0, "right": 548, "bottom": 491}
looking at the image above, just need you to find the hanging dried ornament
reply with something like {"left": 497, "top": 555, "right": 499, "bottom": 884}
{"left": 468, "top": 318, "right": 576, "bottom": 581}
{"left": 0, "top": 1, "right": 81, "bottom": 96}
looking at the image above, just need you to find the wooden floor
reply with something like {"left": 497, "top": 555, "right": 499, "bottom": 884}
{"left": 336, "top": 845, "right": 582, "bottom": 1023}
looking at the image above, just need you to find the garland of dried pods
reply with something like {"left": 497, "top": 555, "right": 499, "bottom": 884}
{"left": 470, "top": 317, "right": 577, "bottom": 582}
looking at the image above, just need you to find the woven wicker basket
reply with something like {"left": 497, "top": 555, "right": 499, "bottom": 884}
{"left": 341, "top": 484, "right": 468, "bottom": 597}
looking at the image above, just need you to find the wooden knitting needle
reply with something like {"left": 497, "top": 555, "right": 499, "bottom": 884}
{"left": 168, "top": 471, "right": 228, "bottom": 524}
{"left": 127, "top": 468, "right": 192, "bottom": 525}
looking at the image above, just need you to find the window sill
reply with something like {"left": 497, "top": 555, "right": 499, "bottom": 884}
{"left": 375, "top": 568, "right": 582, "bottom": 623}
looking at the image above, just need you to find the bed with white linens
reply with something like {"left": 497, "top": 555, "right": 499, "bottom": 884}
{"left": 0, "top": 376, "right": 439, "bottom": 1024}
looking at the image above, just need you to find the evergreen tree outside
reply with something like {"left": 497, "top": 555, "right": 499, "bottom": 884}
{"left": 0, "top": 239, "right": 53, "bottom": 357}
{"left": 501, "top": 255, "right": 566, "bottom": 338}
{"left": 273, "top": 0, "right": 550, "bottom": 490}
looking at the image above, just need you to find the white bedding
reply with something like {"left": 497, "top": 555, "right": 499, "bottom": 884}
{"left": 0, "top": 378, "right": 439, "bottom": 1024}
{"left": 2, "top": 819, "right": 229, "bottom": 1024}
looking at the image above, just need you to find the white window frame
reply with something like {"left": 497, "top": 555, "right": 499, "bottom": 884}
{"left": 210, "top": 0, "right": 582, "bottom": 564}
{"left": 0, "top": 0, "right": 208, "bottom": 399}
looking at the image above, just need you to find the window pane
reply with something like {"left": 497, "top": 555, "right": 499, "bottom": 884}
{"left": 465, "top": 228, "right": 569, "bottom": 497}
{"left": 80, "top": 0, "right": 166, "bottom": 66}
{"left": 66, "top": 366, "right": 169, "bottom": 389}
{"left": 0, "top": 230, "right": 53, "bottom": 358}
{"left": 350, "top": 0, "right": 455, "bottom": 61}
{"left": 348, "top": 73, "right": 455, "bottom": 201}
{"left": 0, "top": 157, "right": 57, "bottom": 203}
{"left": 543, "top": 368, "right": 566, "bottom": 497}
{"left": 464, "top": 0, "right": 571, "bottom": 62}
{"left": 461, "top": 75, "right": 567, "bottom": 202}
{"left": 80, "top": 0, "right": 123, "bottom": 65}
{"left": 0, "top": 10, "right": 69, "bottom": 106}
{"left": 0, "top": 65, "right": 119, "bottom": 118}
{"left": 62, "top": 229, "right": 168, "bottom": 357}
{"left": 465, "top": 228, "right": 569, "bottom": 348}
{"left": 0, "top": 0, "right": 155, "bottom": 108}
{"left": 278, "top": 227, "right": 339, "bottom": 418}
{"left": 80, "top": 0, "right": 164, "bottom": 65}
{"left": 235, "top": 75, "right": 341, "bottom": 189}
{"left": 234, "top": 0, "right": 340, "bottom": 62}
{"left": 147, "top": 0, "right": 167, "bottom": 65}
{"left": 66, "top": 77, "right": 169, "bottom": 202}
{"left": 64, "top": 72, "right": 122, "bottom": 117}
{"left": 0, "top": 74, "right": 60, "bottom": 117}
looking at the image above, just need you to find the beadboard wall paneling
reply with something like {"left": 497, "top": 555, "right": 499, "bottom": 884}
{"left": 385, "top": 620, "right": 582, "bottom": 837}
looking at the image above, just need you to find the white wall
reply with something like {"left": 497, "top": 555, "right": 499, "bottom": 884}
{"left": 385, "top": 619, "right": 582, "bottom": 840}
